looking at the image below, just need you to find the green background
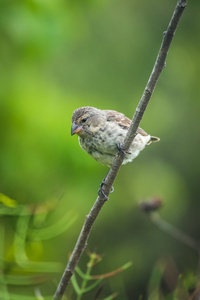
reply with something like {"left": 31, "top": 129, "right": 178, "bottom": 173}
{"left": 0, "top": 0, "right": 200, "bottom": 299}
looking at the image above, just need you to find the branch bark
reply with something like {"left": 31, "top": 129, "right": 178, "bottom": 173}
{"left": 53, "top": 1, "right": 187, "bottom": 299}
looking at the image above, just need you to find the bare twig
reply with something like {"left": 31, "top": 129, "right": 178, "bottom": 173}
{"left": 150, "top": 213, "right": 200, "bottom": 253}
{"left": 53, "top": 1, "right": 187, "bottom": 299}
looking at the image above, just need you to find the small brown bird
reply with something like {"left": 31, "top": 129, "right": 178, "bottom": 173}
{"left": 71, "top": 106, "right": 160, "bottom": 167}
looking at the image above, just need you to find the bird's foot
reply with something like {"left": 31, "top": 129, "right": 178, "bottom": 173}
{"left": 98, "top": 178, "right": 114, "bottom": 200}
{"left": 98, "top": 186, "right": 108, "bottom": 200}
{"left": 117, "top": 143, "right": 131, "bottom": 155}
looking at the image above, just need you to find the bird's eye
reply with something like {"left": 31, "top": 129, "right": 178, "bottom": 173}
{"left": 81, "top": 118, "right": 87, "bottom": 123}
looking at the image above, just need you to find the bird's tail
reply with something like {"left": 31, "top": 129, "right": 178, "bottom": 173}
{"left": 147, "top": 136, "right": 160, "bottom": 145}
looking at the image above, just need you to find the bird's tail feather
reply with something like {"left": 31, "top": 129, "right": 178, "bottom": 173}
{"left": 147, "top": 136, "right": 160, "bottom": 145}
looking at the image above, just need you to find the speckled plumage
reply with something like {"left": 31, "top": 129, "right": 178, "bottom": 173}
{"left": 71, "top": 107, "right": 160, "bottom": 166}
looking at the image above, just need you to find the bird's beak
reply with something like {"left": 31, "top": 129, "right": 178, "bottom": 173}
{"left": 71, "top": 122, "right": 83, "bottom": 136}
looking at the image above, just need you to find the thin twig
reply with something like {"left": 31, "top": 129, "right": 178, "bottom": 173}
{"left": 150, "top": 213, "right": 200, "bottom": 253}
{"left": 53, "top": 1, "right": 187, "bottom": 299}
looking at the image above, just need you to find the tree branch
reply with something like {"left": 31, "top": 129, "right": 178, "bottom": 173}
{"left": 53, "top": 1, "right": 187, "bottom": 299}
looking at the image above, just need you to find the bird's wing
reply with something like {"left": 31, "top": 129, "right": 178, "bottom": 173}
{"left": 105, "top": 110, "right": 131, "bottom": 129}
{"left": 137, "top": 127, "right": 149, "bottom": 136}
{"left": 105, "top": 110, "right": 149, "bottom": 136}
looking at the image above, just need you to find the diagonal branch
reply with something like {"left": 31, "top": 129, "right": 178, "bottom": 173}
{"left": 53, "top": 1, "right": 187, "bottom": 299}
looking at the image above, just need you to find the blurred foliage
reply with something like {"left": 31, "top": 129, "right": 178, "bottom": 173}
{"left": 0, "top": 194, "right": 77, "bottom": 299}
{"left": 0, "top": 0, "right": 200, "bottom": 299}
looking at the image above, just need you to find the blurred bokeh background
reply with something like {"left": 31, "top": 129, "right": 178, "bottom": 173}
{"left": 0, "top": 0, "right": 200, "bottom": 299}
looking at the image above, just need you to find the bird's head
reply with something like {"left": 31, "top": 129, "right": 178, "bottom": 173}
{"left": 71, "top": 107, "right": 104, "bottom": 138}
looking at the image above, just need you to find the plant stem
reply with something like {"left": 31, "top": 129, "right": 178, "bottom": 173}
{"left": 76, "top": 255, "right": 95, "bottom": 300}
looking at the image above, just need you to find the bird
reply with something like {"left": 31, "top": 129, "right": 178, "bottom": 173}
{"left": 71, "top": 106, "right": 160, "bottom": 167}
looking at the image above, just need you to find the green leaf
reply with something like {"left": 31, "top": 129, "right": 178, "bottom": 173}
{"left": 0, "top": 193, "right": 17, "bottom": 207}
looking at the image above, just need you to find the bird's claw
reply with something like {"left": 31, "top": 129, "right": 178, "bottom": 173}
{"left": 110, "top": 186, "right": 114, "bottom": 193}
{"left": 98, "top": 186, "right": 109, "bottom": 200}
{"left": 98, "top": 180, "right": 114, "bottom": 200}
{"left": 117, "top": 143, "right": 130, "bottom": 155}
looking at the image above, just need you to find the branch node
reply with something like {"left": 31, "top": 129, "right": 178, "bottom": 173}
{"left": 66, "top": 267, "right": 72, "bottom": 275}
{"left": 135, "top": 107, "right": 140, "bottom": 113}
{"left": 145, "top": 88, "right": 152, "bottom": 96}
{"left": 179, "top": 0, "right": 187, "bottom": 8}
